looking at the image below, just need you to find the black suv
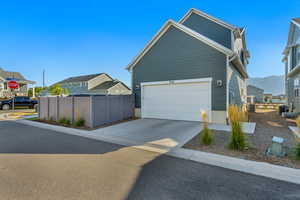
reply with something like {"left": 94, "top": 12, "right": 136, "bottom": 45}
{"left": 0, "top": 96, "right": 38, "bottom": 110}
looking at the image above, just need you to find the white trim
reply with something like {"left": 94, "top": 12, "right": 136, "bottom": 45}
{"left": 126, "top": 20, "right": 233, "bottom": 71}
{"left": 287, "top": 63, "right": 300, "bottom": 78}
{"left": 292, "top": 19, "right": 300, "bottom": 28}
{"left": 226, "top": 56, "right": 229, "bottom": 119}
{"left": 88, "top": 74, "right": 113, "bottom": 88}
{"left": 107, "top": 82, "right": 131, "bottom": 94}
{"left": 140, "top": 78, "right": 213, "bottom": 86}
{"left": 230, "top": 53, "right": 249, "bottom": 78}
{"left": 107, "top": 82, "right": 122, "bottom": 91}
{"left": 141, "top": 81, "right": 170, "bottom": 87}
{"left": 231, "top": 30, "right": 235, "bottom": 51}
{"left": 179, "top": 8, "right": 237, "bottom": 31}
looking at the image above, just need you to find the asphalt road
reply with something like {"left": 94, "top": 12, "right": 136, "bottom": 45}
{"left": 0, "top": 120, "right": 300, "bottom": 200}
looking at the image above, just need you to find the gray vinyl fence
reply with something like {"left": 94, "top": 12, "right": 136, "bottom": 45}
{"left": 38, "top": 95, "right": 134, "bottom": 128}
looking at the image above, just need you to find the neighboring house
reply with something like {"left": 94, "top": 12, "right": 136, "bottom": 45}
{"left": 126, "top": 8, "right": 250, "bottom": 124}
{"left": 272, "top": 94, "right": 287, "bottom": 104}
{"left": 0, "top": 67, "right": 35, "bottom": 98}
{"left": 41, "top": 73, "right": 131, "bottom": 96}
{"left": 283, "top": 18, "right": 300, "bottom": 112}
{"left": 247, "top": 85, "right": 264, "bottom": 103}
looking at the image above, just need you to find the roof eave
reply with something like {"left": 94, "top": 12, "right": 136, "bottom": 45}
{"left": 287, "top": 63, "right": 300, "bottom": 78}
{"left": 292, "top": 19, "right": 300, "bottom": 27}
{"left": 230, "top": 54, "right": 249, "bottom": 79}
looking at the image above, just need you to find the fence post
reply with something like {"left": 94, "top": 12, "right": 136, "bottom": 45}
{"left": 90, "top": 96, "right": 94, "bottom": 128}
{"left": 38, "top": 97, "right": 41, "bottom": 119}
{"left": 71, "top": 96, "right": 75, "bottom": 124}
{"left": 47, "top": 97, "right": 50, "bottom": 120}
{"left": 106, "top": 95, "right": 109, "bottom": 123}
{"left": 56, "top": 96, "right": 59, "bottom": 121}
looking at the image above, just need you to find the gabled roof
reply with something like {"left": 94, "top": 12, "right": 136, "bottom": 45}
{"left": 92, "top": 80, "right": 130, "bottom": 91}
{"left": 179, "top": 8, "right": 237, "bottom": 31}
{"left": 247, "top": 84, "right": 264, "bottom": 92}
{"left": 56, "top": 73, "right": 104, "bottom": 84}
{"left": 0, "top": 67, "right": 35, "bottom": 84}
{"left": 126, "top": 20, "right": 234, "bottom": 71}
{"left": 0, "top": 67, "right": 25, "bottom": 80}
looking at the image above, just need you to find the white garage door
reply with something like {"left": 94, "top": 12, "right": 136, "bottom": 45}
{"left": 141, "top": 79, "right": 212, "bottom": 122}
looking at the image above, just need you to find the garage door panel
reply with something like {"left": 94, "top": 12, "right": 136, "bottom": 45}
{"left": 142, "top": 81, "right": 211, "bottom": 122}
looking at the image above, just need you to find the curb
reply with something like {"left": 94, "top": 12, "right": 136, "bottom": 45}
{"left": 289, "top": 126, "right": 300, "bottom": 138}
{"left": 16, "top": 119, "right": 300, "bottom": 185}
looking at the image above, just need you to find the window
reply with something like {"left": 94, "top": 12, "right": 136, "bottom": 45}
{"left": 4, "top": 82, "right": 7, "bottom": 90}
{"left": 295, "top": 88, "right": 299, "bottom": 97}
{"left": 14, "top": 97, "right": 23, "bottom": 102}
{"left": 291, "top": 46, "right": 300, "bottom": 69}
{"left": 297, "top": 45, "right": 300, "bottom": 66}
{"left": 294, "top": 78, "right": 299, "bottom": 86}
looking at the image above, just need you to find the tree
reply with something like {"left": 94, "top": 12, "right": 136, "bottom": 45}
{"left": 49, "top": 84, "right": 69, "bottom": 96}
{"left": 28, "top": 87, "right": 47, "bottom": 97}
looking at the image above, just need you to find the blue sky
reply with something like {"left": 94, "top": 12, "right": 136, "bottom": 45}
{"left": 0, "top": 0, "right": 299, "bottom": 87}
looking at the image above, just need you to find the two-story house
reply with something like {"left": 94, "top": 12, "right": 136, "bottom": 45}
{"left": 41, "top": 73, "right": 131, "bottom": 96}
{"left": 283, "top": 18, "right": 300, "bottom": 112}
{"left": 126, "top": 8, "right": 250, "bottom": 124}
{"left": 0, "top": 67, "right": 35, "bottom": 98}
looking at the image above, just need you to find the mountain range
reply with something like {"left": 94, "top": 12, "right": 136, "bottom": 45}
{"left": 247, "top": 75, "right": 285, "bottom": 95}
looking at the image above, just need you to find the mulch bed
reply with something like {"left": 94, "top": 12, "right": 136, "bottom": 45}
{"left": 184, "top": 110, "right": 300, "bottom": 169}
{"left": 33, "top": 118, "right": 137, "bottom": 131}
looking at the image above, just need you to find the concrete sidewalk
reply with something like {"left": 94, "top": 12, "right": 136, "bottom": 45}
{"left": 17, "top": 119, "right": 300, "bottom": 185}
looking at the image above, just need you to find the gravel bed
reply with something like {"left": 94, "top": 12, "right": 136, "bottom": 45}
{"left": 184, "top": 110, "right": 300, "bottom": 169}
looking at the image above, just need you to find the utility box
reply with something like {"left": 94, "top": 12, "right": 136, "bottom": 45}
{"left": 267, "top": 136, "right": 285, "bottom": 157}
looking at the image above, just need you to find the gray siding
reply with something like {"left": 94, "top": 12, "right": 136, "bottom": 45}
{"left": 182, "top": 13, "right": 232, "bottom": 49}
{"left": 287, "top": 74, "right": 300, "bottom": 112}
{"left": 228, "top": 64, "right": 245, "bottom": 106}
{"left": 286, "top": 25, "right": 300, "bottom": 110}
{"left": 292, "top": 25, "right": 300, "bottom": 44}
{"left": 132, "top": 26, "right": 227, "bottom": 111}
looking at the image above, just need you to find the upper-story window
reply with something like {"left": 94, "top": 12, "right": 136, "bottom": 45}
{"left": 297, "top": 45, "right": 300, "bottom": 66}
{"left": 294, "top": 78, "right": 299, "bottom": 87}
{"left": 291, "top": 45, "right": 300, "bottom": 71}
{"left": 81, "top": 82, "right": 87, "bottom": 87}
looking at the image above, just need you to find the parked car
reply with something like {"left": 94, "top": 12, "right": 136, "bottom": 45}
{"left": 0, "top": 96, "right": 38, "bottom": 110}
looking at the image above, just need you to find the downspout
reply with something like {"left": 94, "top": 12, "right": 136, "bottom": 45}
{"left": 226, "top": 55, "right": 230, "bottom": 125}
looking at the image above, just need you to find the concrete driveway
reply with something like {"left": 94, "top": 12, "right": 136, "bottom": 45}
{"left": 92, "top": 119, "right": 202, "bottom": 149}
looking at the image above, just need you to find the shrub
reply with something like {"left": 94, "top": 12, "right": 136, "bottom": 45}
{"left": 228, "top": 105, "right": 247, "bottom": 151}
{"left": 74, "top": 118, "right": 85, "bottom": 127}
{"left": 296, "top": 143, "right": 300, "bottom": 159}
{"left": 295, "top": 116, "right": 300, "bottom": 133}
{"left": 49, "top": 117, "right": 55, "bottom": 122}
{"left": 59, "top": 117, "right": 71, "bottom": 125}
{"left": 59, "top": 118, "right": 66, "bottom": 124}
{"left": 200, "top": 111, "right": 213, "bottom": 145}
{"left": 65, "top": 118, "right": 71, "bottom": 125}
